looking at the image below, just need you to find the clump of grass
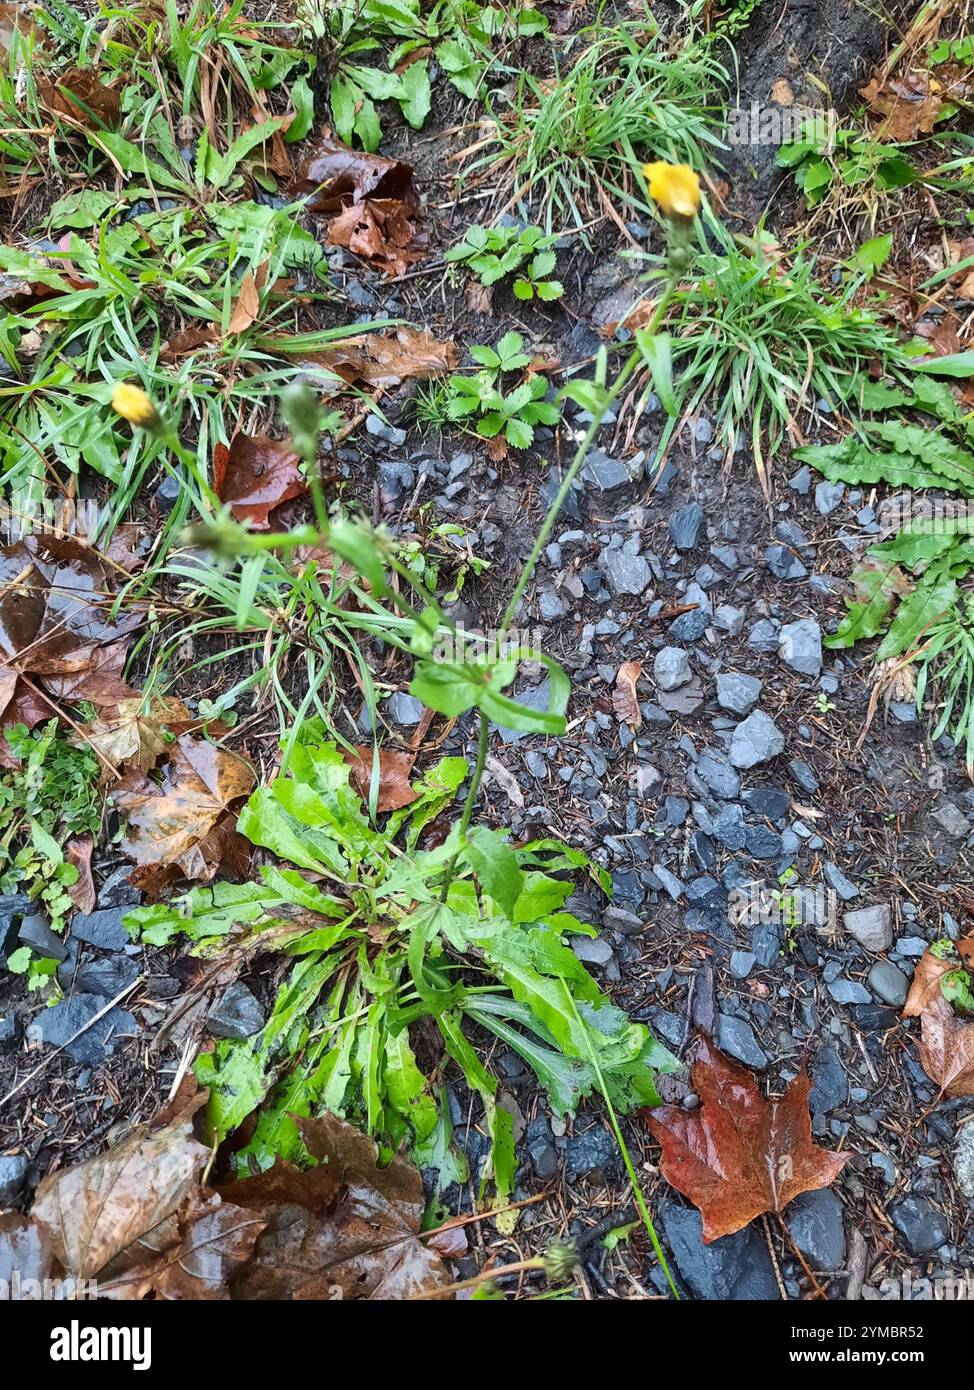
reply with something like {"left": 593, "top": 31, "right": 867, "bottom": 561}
{"left": 628, "top": 210, "right": 910, "bottom": 493}
{"left": 464, "top": 10, "right": 725, "bottom": 230}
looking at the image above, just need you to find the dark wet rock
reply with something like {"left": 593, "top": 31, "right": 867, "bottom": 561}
{"left": 581, "top": 449, "right": 630, "bottom": 489}
{"left": 34, "top": 993, "right": 137, "bottom": 1064}
{"left": 525, "top": 1117, "right": 558, "bottom": 1180}
{"left": 207, "top": 982, "right": 265, "bottom": 1041}
{"left": 745, "top": 825, "right": 783, "bottom": 860}
{"left": 654, "top": 646, "right": 692, "bottom": 691}
{"left": 388, "top": 692, "right": 425, "bottom": 725}
{"left": 843, "top": 904, "right": 892, "bottom": 952}
{"left": 668, "top": 609, "right": 709, "bottom": 641}
{"left": 661, "top": 1202, "right": 779, "bottom": 1300}
{"left": 713, "top": 804, "right": 746, "bottom": 851}
{"left": 365, "top": 413, "right": 406, "bottom": 446}
{"left": 741, "top": 787, "right": 791, "bottom": 821}
{"left": 717, "top": 1014, "right": 768, "bottom": 1069}
{"left": 810, "top": 1046, "right": 848, "bottom": 1114}
{"left": 97, "top": 866, "right": 141, "bottom": 910}
{"left": 668, "top": 502, "right": 705, "bottom": 552}
{"left": 786, "top": 1190, "right": 846, "bottom": 1271}
{"left": 696, "top": 751, "right": 741, "bottom": 800}
{"left": 867, "top": 960, "right": 909, "bottom": 1006}
{"left": 0, "top": 1155, "right": 29, "bottom": 1203}
{"left": 788, "top": 760, "right": 819, "bottom": 795}
{"left": 789, "top": 465, "right": 812, "bottom": 494}
{"left": 849, "top": 1003, "right": 900, "bottom": 1030}
{"left": 729, "top": 711, "right": 785, "bottom": 769}
{"left": 538, "top": 588, "right": 566, "bottom": 621}
{"left": 0, "top": 1013, "right": 19, "bottom": 1048}
{"left": 751, "top": 920, "right": 784, "bottom": 967}
{"left": 890, "top": 1197, "right": 949, "bottom": 1256}
{"left": 603, "top": 906, "right": 643, "bottom": 935}
{"left": 564, "top": 1126, "right": 618, "bottom": 1181}
{"left": 664, "top": 796, "right": 690, "bottom": 827}
{"left": 378, "top": 460, "right": 414, "bottom": 502}
{"left": 778, "top": 619, "right": 823, "bottom": 677}
{"left": 716, "top": 672, "right": 762, "bottom": 717}
{"left": 571, "top": 936, "right": 614, "bottom": 966}
{"left": 70, "top": 907, "right": 130, "bottom": 951}
{"left": 153, "top": 472, "right": 181, "bottom": 515}
{"left": 690, "top": 831, "right": 716, "bottom": 871}
{"left": 765, "top": 545, "right": 808, "bottom": 580}
{"left": 18, "top": 914, "right": 67, "bottom": 962}
{"left": 540, "top": 464, "right": 583, "bottom": 523}
{"left": 63, "top": 954, "right": 140, "bottom": 1000}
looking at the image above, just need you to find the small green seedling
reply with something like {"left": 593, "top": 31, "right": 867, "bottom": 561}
{"left": 441, "top": 332, "right": 561, "bottom": 448}
{"left": 445, "top": 224, "right": 563, "bottom": 300}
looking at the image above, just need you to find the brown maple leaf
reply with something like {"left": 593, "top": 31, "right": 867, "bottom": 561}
{"left": 916, "top": 991, "right": 974, "bottom": 1097}
{"left": 343, "top": 746, "right": 418, "bottom": 812}
{"left": 213, "top": 433, "right": 307, "bottom": 529}
{"left": 903, "top": 937, "right": 974, "bottom": 1019}
{"left": 612, "top": 660, "right": 642, "bottom": 728}
{"left": 645, "top": 1032, "right": 849, "bottom": 1242}
{"left": 85, "top": 694, "right": 190, "bottom": 776}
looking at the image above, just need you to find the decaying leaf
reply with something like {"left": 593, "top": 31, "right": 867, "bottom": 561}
{"left": 112, "top": 734, "right": 255, "bottom": 893}
{"left": 903, "top": 937, "right": 974, "bottom": 1019}
{"left": 612, "top": 660, "right": 641, "bottom": 728}
{"left": 39, "top": 67, "right": 121, "bottom": 128}
{"left": 84, "top": 695, "right": 190, "bottom": 775}
{"left": 646, "top": 1032, "right": 849, "bottom": 1242}
{"left": 916, "top": 991, "right": 974, "bottom": 1097}
{"left": 213, "top": 433, "right": 307, "bottom": 529}
{"left": 65, "top": 834, "right": 96, "bottom": 914}
{"left": 32, "top": 1091, "right": 210, "bottom": 1281}
{"left": 0, "top": 535, "right": 140, "bottom": 680}
{"left": 327, "top": 198, "right": 427, "bottom": 279}
{"left": 220, "top": 1112, "right": 455, "bottom": 1299}
{"left": 343, "top": 746, "right": 418, "bottom": 812}
{"left": 285, "top": 325, "right": 457, "bottom": 390}
{"left": 291, "top": 133, "right": 417, "bottom": 214}
{"left": 226, "top": 262, "right": 267, "bottom": 337}
{"left": 860, "top": 71, "right": 944, "bottom": 141}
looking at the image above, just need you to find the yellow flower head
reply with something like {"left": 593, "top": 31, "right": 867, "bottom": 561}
{"left": 643, "top": 162, "right": 701, "bottom": 219}
{"left": 112, "top": 382, "right": 160, "bottom": 430}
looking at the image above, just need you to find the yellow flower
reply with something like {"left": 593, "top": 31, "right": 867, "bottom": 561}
{"left": 643, "top": 162, "right": 701, "bottom": 219}
{"left": 111, "top": 382, "right": 160, "bottom": 430}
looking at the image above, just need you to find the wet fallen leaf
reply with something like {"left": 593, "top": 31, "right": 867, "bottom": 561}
{"left": 226, "top": 262, "right": 267, "bottom": 336}
{"left": 39, "top": 67, "right": 121, "bottom": 128}
{"left": 112, "top": 734, "right": 255, "bottom": 891}
{"left": 343, "top": 746, "right": 418, "bottom": 812}
{"left": 327, "top": 197, "right": 427, "bottom": 278}
{"left": 0, "top": 3, "right": 44, "bottom": 55}
{"left": 213, "top": 433, "right": 306, "bottom": 528}
{"left": 0, "top": 535, "right": 140, "bottom": 679}
{"left": 916, "top": 991, "right": 974, "bottom": 1097}
{"left": 860, "top": 71, "right": 944, "bottom": 141}
{"left": 282, "top": 325, "right": 457, "bottom": 390}
{"left": 32, "top": 1091, "right": 209, "bottom": 1281}
{"left": 65, "top": 834, "right": 96, "bottom": 914}
{"left": 43, "top": 640, "right": 135, "bottom": 708}
{"left": 903, "top": 938, "right": 974, "bottom": 1019}
{"left": 0, "top": 1213, "right": 53, "bottom": 1290}
{"left": 612, "top": 660, "right": 641, "bottom": 728}
{"left": 123, "top": 1197, "right": 266, "bottom": 1300}
{"left": 84, "top": 694, "right": 190, "bottom": 775}
{"left": 162, "top": 322, "right": 220, "bottom": 360}
{"left": 291, "top": 132, "right": 417, "bottom": 214}
{"left": 220, "top": 1112, "right": 454, "bottom": 1299}
{"left": 645, "top": 1032, "right": 849, "bottom": 1242}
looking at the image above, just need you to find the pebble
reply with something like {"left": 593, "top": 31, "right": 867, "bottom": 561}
{"left": 696, "top": 751, "right": 742, "bottom": 800}
{"left": 786, "top": 1189, "right": 846, "bottom": 1271}
{"left": 730, "top": 950, "right": 756, "bottom": 979}
{"left": 668, "top": 502, "right": 705, "bottom": 552}
{"left": 34, "top": 993, "right": 137, "bottom": 1064}
{"left": 654, "top": 646, "right": 692, "bottom": 691}
{"left": 716, "top": 672, "right": 762, "bottom": 717}
{"left": 603, "top": 549, "right": 653, "bottom": 596}
{"left": 867, "top": 960, "right": 909, "bottom": 1007}
{"left": 70, "top": 907, "right": 130, "bottom": 951}
{"left": 717, "top": 1014, "right": 768, "bottom": 1069}
{"left": 387, "top": 692, "right": 425, "bottom": 725}
{"left": 778, "top": 619, "right": 823, "bottom": 677}
{"left": 365, "top": 414, "right": 407, "bottom": 447}
{"left": 824, "top": 862, "right": 859, "bottom": 901}
{"left": 890, "top": 1197, "right": 949, "bottom": 1256}
{"left": 661, "top": 1202, "right": 779, "bottom": 1300}
{"left": 206, "top": 982, "right": 265, "bottom": 1040}
{"left": 952, "top": 1123, "right": 974, "bottom": 1199}
{"left": 932, "top": 801, "right": 971, "bottom": 839}
{"left": 815, "top": 481, "right": 845, "bottom": 515}
{"left": 810, "top": 1045, "right": 848, "bottom": 1113}
{"left": 729, "top": 710, "right": 785, "bottom": 769}
{"left": 18, "top": 914, "right": 67, "bottom": 962}
{"left": 843, "top": 904, "right": 892, "bottom": 952}
{"left": 827, "top": 978, "right": 872, "bottom": 1005}
{"left": 765, "top": 545, "right": 808, "bottom": 580}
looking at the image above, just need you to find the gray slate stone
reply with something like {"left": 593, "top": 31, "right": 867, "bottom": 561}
{"left": 18, "top": 914, "right": 67, "bottom": 962}
{"left": 654, "top": 646, "right": 692, "bottom": 692}
{"left": 932, "top": 801, "right": 970, "bottom": 839}
{"left": 890, "top": 1197, "right": 949, "bottom": 1256}
{"left": 387, "top": 692, "right": 425, "bottom": 726}
{"left": 843, "top": 904, "right": 892, "bottom": 952}
{"left": 207, "top": 982, "right": 265, "bottom": 1040}
{"left": 34, "top": 993, "right": 137, "bottom": 1064}
{"left": 867, "top": 959, "right": 909, "bottom": 1007}
{"left": 729, "top": 710, "right": 785, "bottom": 769}
{"left": 661, "top": 1202, "right": 779, "bottom": 1300}
{"left": 786, "top": 1189, "right": 846, "bottom": 1271}
{"left": 717, "top": 1013, "right": 768, "bottom": 1069}
{"left": 603, "top": 549, "right": 652, "bottom": 596}
{"left": 0, "top": 1155, "right": 29, "bottom": 1203}
{"left": 696, "top": 751, "right": 741, "bottom": 800}
{"left": 668, "top": 502, "right": 705, "bottom": 552}
{"left": 715, "top": 672, "right": 762, "bottom": 717}
{"left": 70, "top": 907, "right": 130, "bottom": 951}
{"left": 778, "top": 619, "right": 823, "bottom": 677}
